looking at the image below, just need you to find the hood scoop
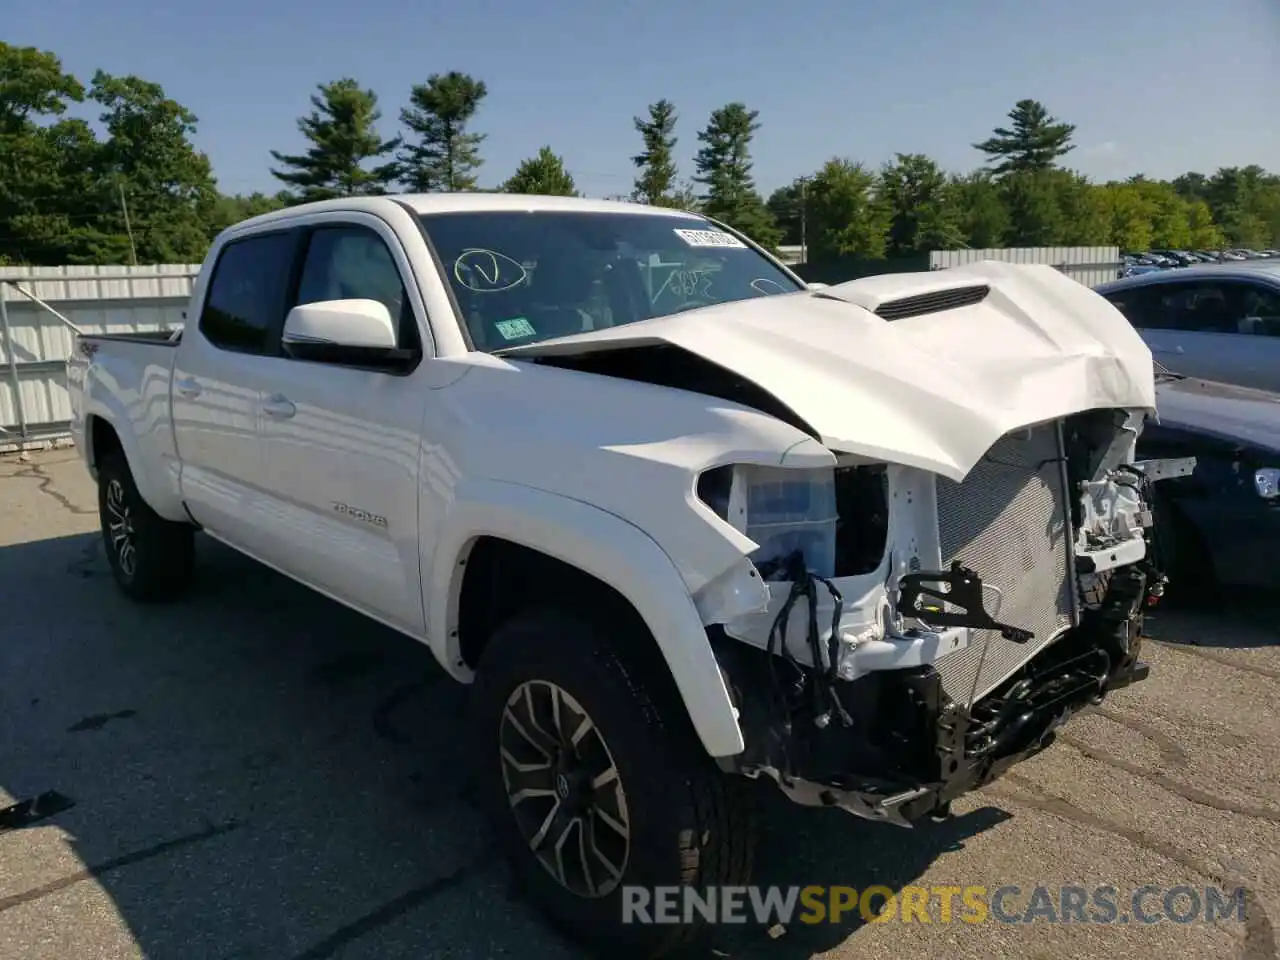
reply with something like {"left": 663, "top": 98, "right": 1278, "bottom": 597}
{"left": 869, "top": 284, "right": 991, "bottom": 321}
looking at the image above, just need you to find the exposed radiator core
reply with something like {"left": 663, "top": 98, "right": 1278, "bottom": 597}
{"left": 932, "top": 423, "right": 1076, "bottom": 705}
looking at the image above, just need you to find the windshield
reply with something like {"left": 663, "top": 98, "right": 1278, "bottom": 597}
{"left": 416, "top": 210, "right": 804, "bottom": 351}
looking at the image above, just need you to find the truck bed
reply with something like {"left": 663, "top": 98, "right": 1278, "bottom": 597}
{"left": 81, "top": 329, "right": 183, "bottom": 345}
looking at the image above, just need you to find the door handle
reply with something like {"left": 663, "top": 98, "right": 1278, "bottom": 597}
{"left": 174, "top": 376, "right": 202, "bottom": 398}
{"left": 262, "top": 394, "right": 296, "bottom": 420}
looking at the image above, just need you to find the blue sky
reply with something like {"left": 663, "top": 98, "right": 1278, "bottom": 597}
{"left": 17, "top": 0, "right": 1280, "bottom": 199}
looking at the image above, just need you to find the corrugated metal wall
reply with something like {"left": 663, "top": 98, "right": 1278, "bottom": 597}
{"left": 0, "top": 248, "right": 1125, "bottom": 446}
{"left": 0, "top": 264, "right": 198, "bottom": 444}
{"left": 929, "top": 246, "right": 1121, "bottom": 289}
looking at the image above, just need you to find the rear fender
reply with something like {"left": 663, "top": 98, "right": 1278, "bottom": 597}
{"left": 81, "top": 397, "right": 185, "bottom": 522}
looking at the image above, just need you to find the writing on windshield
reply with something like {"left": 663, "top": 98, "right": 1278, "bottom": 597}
{"left": 417, "top": 210, "right": 802, "bottom": 351}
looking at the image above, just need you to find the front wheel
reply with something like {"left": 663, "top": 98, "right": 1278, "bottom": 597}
{"left": 469, "top": 605, "right": 756, "bottom": 958}
{"left": 97, "top": 452, "right": 195, "bottom": 602}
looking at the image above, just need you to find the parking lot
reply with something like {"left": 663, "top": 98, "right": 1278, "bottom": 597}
{"left": 1, "top": 449, "right": 1277, "bottom": 960}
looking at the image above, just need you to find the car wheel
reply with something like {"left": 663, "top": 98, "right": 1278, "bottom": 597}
{"left": 97, "top": 451, "right": 195, "bottom": 602}
{"left": 470, "top": 604, "right": 756, "bottom": 958}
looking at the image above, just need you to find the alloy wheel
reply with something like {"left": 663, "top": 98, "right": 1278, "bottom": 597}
{"left": 105, "top": 478, "right": 136, "bottom": 578}
{"left": 499, "top": 680, "right": 631, "bottom": 898}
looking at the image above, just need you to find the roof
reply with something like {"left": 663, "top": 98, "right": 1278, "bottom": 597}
{"left": 1097, "top": 259, "right": 1280, "bottom": 294}
{"left": 225, "top": 192, "right": 705, "bottom": 237}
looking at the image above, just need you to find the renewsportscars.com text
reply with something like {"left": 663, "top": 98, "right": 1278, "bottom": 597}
{"left": 621, "top": 884, "right": 1248, "bottom": 926}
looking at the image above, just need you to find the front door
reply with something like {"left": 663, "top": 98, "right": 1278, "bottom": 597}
{"left": 254, "top": 217, "right": 430, "bottom": 635}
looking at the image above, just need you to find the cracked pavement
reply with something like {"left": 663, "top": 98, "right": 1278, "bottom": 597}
{"left": 1, "top": 450, "right": 1277, "bottom": 959}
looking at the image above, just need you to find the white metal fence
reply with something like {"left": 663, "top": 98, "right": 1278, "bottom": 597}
{"left": 930, "top": 246, "right": 1121, "bottom": 289}
{"left": 0, "top": 264, "right": 198, "bottom": 448}
{"left": 0, "top": 248, "right": 1124, "bottom": 448}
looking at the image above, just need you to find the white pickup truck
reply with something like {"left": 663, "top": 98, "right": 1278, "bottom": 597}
{"left": 69, "top": 194, "right": 1177, "bottom": 955}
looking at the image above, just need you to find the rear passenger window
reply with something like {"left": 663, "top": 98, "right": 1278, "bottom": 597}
{"left": 199, "top": 232, "right": 295, "bottom": 354}
{"left": 1237, "top": 284, "right": 1280, "bottom": 336}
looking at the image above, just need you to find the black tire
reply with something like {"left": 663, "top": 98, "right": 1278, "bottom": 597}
{"left": 97, "top": 451, "right": 195, "bottom": 602}
{"left": 469, "top": 604, "right": 755, "bottom": 959}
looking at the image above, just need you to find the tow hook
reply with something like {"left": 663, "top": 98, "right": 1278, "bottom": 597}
{"left": 1145, "top": 575, "right": 1167, "bottom": 607}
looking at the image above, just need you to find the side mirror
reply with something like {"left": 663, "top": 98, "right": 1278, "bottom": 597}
{"left": 807, "top": 282, "right": 830, "bottom": 291}
{"left": 283, "top": 298, "right": 397, "bottom": 350}
{"left": 281, "top": 298, "right": 417, "bottom": 370}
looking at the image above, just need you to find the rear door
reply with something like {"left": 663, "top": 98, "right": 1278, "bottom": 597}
{"left": 171, "top": 228, "right": 301, "bottom": 555}
{"left": 253, "top": 214, "right": 431, "bottom": 635}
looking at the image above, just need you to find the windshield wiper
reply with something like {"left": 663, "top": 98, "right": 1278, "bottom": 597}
{"left": 1153, "top": 359, "right": 1186, "bottom": 383}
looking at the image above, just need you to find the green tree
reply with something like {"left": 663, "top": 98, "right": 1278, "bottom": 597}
{"left": 0, "top": 43, "right": 96, "bottom": 264}
{"left": 692, "top": 102, "right": 778, "bottom": 247}
{"left": 805, "top": 158, "right": 887, "bottom": 260}
{"left": 88, "top": 70, "right": 219, "bottom": 263}
{"left": 974, "top": 99, "right": 1076, "bottom": 176}
{"left": 270, "top": 78, "right": 401, "bottom": 203}
{"left": 1186, "top": 199, "right": 1225, "bottom": 249}
{"left": 1135, "top": 180, "right": 1194, "bottom": 248}
{"left": 205, "top": 190, "right": 290, "bottom": 236}
{"left": 666, "top": 180, "right": 701, "bottom": 212}
{"left": 766, "top": 180, "right": 805, "bottom": 246}
{"left": 1050, "top": 171, "right": 1110, "bottom": 245}
{"left": 948, "top": 171, "right": 1009, "bottom": 248}
{"left": 397, "top": 71, "right": 487, "bottom": 192}
{"left": 1171, "top": 171, "right": 1208, "bottom": 205}
{"left": 631, "top": 98, "right": 679, "bottom": 206}
{"left": 1000, "top": 170, "right": 1063, "bottom": 245}
{"left": 879, "top": 153, "right": 964, "bottom": 254}
{"left": 1100, "top": 182, "right": 1156, "bottom": 252}
{"left": 1202, "top": 166, "right": 1280, "bottom": 246}
{"left": 502, "top": 146, "right": 577, "bottom": 195}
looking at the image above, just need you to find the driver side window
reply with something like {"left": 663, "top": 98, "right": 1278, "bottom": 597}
{"left": 294, "top": 225, "right": 421, "bottom": 352}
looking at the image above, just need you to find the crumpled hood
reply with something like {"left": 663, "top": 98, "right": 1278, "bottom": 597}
{"left": 500, "top": 260, "right": 1156, "bottom": 482}
{"left": 1155, "top": 376, "right": 1280, "bottom": 454}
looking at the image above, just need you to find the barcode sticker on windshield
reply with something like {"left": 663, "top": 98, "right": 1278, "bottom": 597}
{"left": 674, "top": 228, "right": 746, "bottom": 249}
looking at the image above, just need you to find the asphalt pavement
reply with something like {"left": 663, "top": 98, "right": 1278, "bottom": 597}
{"left": 1, "top": 449, "right": 1277, "bottom": 960}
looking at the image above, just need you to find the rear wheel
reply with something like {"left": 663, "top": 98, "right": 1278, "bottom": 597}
{"left": 469, "top": 605, "right": 755, "bottom": 958}
{"left": 97, "top": 452, "right": 195, "bottom": 602}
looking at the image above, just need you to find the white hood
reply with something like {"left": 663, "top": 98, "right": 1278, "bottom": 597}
{"left": 500, "top": 261, "right": 1156, "bottom": 482}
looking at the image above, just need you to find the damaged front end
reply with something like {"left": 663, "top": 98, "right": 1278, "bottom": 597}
{"left": 698, "top": 410, "right": 1194, "bottom": 826}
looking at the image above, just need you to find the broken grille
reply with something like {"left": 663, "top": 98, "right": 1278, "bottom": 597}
{"left": 931, "top": 423, "right": 1076, "bottom": 705}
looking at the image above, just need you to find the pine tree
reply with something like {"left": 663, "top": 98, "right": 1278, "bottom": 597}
{"left": 502, "top": 146, "right": 577, "bottom": 196}
{"left": 397, "top": 71, "right": 487, "bottom": 192}
{"left": 269, "top": 78, "right": 401, "bottom": 203}
{"left": 974, "top": 99, "right": 1076, "bottom": 177}
{"left": 631, "top": 99, "right": 678, "bottom": 206}
{"left": 692, "top": 103, "right": 778, "bottom": 247}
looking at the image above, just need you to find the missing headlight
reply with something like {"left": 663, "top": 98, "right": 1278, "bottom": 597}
{"left": 696, "top": 463, "right": 891, "bottom": 579}
{"left": 834, "top": 464, "right": 889, "bottom": 576}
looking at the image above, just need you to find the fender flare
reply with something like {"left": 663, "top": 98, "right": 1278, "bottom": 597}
{"left": 425, "top": 478, "right": 746, "bottom": 758}
{"left": 81, "top": 400, "right": 185, "bottom": 522}
{"left": 82, "top": 402, "right": 148, "bottom": 497}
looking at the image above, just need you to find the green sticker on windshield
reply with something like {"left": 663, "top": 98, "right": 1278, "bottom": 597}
{"left": 494, "top": 316, "right": 537, "bottom": 340}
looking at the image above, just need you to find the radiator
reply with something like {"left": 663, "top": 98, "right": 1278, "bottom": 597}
{"left": 932, "top": 422, "right": 1077, "bottom": 705}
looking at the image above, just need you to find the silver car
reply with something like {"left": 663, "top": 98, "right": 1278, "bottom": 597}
{"left": 1095, "top": 261, "right": 1280, "bottom": 392}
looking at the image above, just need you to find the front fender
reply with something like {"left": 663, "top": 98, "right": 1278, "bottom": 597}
{"left": 425, "top": 478, "right": 745, "bottom": 758}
